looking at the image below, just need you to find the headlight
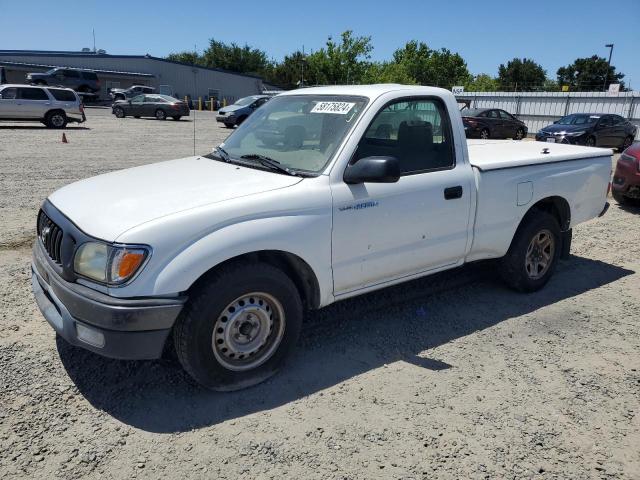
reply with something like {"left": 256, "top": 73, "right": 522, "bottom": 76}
{"left": 565, "top": 131, "right": 586, "bottom": 136}
{"left": 74, "top": 242, "right": 149, "bottom": 285}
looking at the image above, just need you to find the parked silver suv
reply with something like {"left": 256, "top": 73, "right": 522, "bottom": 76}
{"left": 0, "top": 85, "right": 86, "bottom": 128}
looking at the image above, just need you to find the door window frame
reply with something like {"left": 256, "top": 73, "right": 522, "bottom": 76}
{"left": 348, "top": 95, "right": 457, "bottom": 177}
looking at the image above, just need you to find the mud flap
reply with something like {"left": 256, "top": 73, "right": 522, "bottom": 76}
{"left": 560, "top": 229, "right": 572, "bottom": 259}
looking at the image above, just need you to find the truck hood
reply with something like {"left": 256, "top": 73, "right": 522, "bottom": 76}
{"left": 48, "top": 156, "right": 303, "bottom": 242}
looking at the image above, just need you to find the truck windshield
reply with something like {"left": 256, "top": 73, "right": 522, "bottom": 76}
{"left": 221, "top": 95, "right": 368, "bottom": 173}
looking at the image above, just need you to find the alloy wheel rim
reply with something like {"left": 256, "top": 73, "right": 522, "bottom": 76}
{"left": 516, "top": 129, "right": 523, "bottom": 139}
{"left": 212, "top": 292, "right": 286, "bottom": 371}
{"left": 525, "top": 229, "right": 555, "bottom": 280}
{"left": 481, "top": 130, "right": 489, "bottom": 139}
{"left": 52, "top": 115, "right": 64, "bottom": 127}
{"left": 156, "top": 110, "right": 165, "bottom": 119}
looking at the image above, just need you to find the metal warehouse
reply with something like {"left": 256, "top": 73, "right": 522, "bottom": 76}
{"left": 0, "top": 50, "right": 266, "bottom": 103}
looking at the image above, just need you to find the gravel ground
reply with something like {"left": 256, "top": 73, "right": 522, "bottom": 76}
{"left": 1, "top": 110, "right": 639, "bottom": 479}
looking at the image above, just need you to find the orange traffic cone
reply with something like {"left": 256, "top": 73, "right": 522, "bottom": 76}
{"left": 61, "top": 133, "right": 68, "bottom": 143}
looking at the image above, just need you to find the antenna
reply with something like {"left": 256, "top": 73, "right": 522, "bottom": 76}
{"left": 192, "top": 68, "right": 198, "bottom": 155}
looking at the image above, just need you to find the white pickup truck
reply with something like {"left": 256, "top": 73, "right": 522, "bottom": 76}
{"left": 32, "top": 85, "right": 611, "bottom": 390}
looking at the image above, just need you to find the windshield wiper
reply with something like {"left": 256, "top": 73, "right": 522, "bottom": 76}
{"left": 240, "top": 154, "right": 299, "bottom": 176}
{"left": 211, "top": 146, "right": 231, "bottom": 162}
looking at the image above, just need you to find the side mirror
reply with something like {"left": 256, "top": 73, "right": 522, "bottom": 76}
{"left": 344, "top": 156, "right": 400, "bottom": 184}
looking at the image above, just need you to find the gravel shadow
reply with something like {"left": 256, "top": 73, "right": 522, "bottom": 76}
{"left": 57, "top": 255, "right": 633, "bottom": 433}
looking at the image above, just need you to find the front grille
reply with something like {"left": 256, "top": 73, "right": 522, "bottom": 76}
{"left": 37, "top": 210, "right": 64, "bottom": 264}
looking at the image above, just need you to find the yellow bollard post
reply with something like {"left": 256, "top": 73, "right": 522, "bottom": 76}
{"left": 198, "top": 97, "right": 202, "bottom": 111}
{"left": 184, "top": 96, "right": 188, "bottom": 104}
{"left": 222, "top": 98, "right": 227, "bottom": 107}
{"left": 210, "top": 98, "right": 214, "bottom": 111}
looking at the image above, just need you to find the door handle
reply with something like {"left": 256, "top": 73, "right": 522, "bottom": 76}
{"left": 444, "top": 186, "right": 463, "bottom": 200}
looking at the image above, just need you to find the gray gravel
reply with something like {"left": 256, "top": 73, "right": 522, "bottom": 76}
{"left": 1, "top": 110, "right": 639, "bottom": 479}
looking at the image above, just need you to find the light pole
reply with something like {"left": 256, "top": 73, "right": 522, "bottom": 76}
{"left": 603, "top": 43, "right": 614, "bottom": 91}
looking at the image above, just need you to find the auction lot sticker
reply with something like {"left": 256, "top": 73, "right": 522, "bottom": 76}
{"left": 311, "top": 102, "right": 356, "bottom": 114}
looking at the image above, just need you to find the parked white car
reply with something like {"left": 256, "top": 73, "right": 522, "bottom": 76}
{"left": 31, "top": 85, "right": 611, "bottom": 390}
{"left": 0, "top": 84, "right": 85, "bottom": 128}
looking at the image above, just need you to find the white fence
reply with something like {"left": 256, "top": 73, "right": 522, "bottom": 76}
{"left": 455, "top": 91, "right": 640, "bottom": 139}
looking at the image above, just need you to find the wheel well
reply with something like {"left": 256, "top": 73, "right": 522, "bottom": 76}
{"left": 44, "top": 109, "right": 65, "bottom": 119}
{"left": 189, "top": 250, "right": 321, "bottom": 310}
{"left": 528, "top": 196, "right": 571, "bottom": 231}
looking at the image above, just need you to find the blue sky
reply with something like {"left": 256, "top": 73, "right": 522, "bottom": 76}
{"left": 1, "top": 0, "right": 638, "bottom": 87}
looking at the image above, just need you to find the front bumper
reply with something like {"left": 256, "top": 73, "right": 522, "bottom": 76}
{"left": 31, "top": 241, "right": 186, "bottom": 360}
{"left": 612, "top": 154, "right": 640, "bottom": 198}
{"left": 535, "top": 133, "right": 587, "bottom": 145}
{"left": 216, "top": 114, "right": 235, "bottom": 123}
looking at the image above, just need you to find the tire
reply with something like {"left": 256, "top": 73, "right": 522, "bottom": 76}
{"left": 174, "top": 262, "right": 303, "bottom": 391}
{"left": 586, "top": 136, "right": 596, "bottom": 147}
{"left": 113, "top": 107, "right": 125, "bottom": 118}
{"left": 134, "top": 116, "right": 141, "bottom": 119}
{"left": 224, "top": 122, "right": 234, "bottom": 128}
{"left": 515, "top": 128, "right": 524, "bottom": 140}
{"left": 480, "top": 128, "right": 490, "bottom": 140}
{"left": 172, "top": 116, "right": 182, "bottom": 121}
{"left": 619, "top": 136, "right": 633, "bottom": 153}
{"left": 155, "top": 109, "right": 167, "bottom": 120}
{"left": 237, "top": 115, "right": 248, "bottom": 125}
{"left": 499, "top": 211, "right": 561, "bottom": 293}
{"left": 45, "top": 110, "right": 67, "bottom": 129}
{"left": 612, "top": 190, "right": 629, "bottom": 205}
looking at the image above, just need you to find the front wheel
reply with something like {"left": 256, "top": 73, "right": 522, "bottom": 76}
{"left": 619, "top": 136, "right": 633, "bottom": 153}
{"left": 480, "top": 128, "right": 490, "bottom": 140}
{"left": 499, "top": 211, "right": 561, "bottom": 292}
{"left": 586, "top": 136, "right": 596, "bottom": 147}
{"left": 172, "top": 116, "right": 182, "bottom": 121}
{"left": 113, "top": 107, "right": 125, "bottom": 118}
{"left": 224, "top": 122, "right": 234, "bottom": 128}
{"left": 173, "top": 262, "right": 303, "bottom": 391}
{"left": 155, "top": 109, "right": 167, "bottom": 120}
{"left": 515, "top": 128, "right": 524, "bottom": 140}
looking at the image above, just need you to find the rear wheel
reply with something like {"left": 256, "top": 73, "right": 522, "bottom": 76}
{"left": 113, "top": 107, "right": 125, "bottom": 118}
{"left": 480, "top": 128, "right": 490, "bottom": 139}
{"left": 499, "top": 211, "right": 561, "bottom": 292}
{"left": 45, "top": 110, "right": 67, "bottom": 129}
{"left": 224, "top": 122, "right": 234, "bottom": 128}
{"left": 515, "top": 128, "right": 524, "bottom": 140}
{"left": 173, "top": 262, "right": 303, "bottom": 391}
{"left": 586, "top": 136, "right": 596, "bottom": 147}
{"left": 172, "top": 116, "right": 182, "bottom": 121}
{"left": 155, "top": 109, "right": 166, "bottom": 120}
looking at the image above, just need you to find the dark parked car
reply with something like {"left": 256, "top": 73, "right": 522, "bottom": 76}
{"left": 461, "top": 108, "right": 527, "bottom": 140}
{"left": 612, "top": 142, "right": 640, "bottom": 206}
{"left": 112, "top": 94, "right": 189, "bottom": 121}
{"left": 26, "top": 68, "right": 100, "bottom": 94}
{"left": 216, "top": 95, "right": 270, "bottom": 128}
{"left": 536, "top": 113, "right": 637, "bottom": 151}
{"left": 110, "top": 85, "right": 155, "bottom": 101}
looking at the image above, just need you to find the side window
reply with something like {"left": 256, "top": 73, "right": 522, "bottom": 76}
{"left": 498, "top": 110, "right": 514, "bottom": 120}
{"left": 48, "top": 89, "right": 76, "bottom": 101}
{"left": 131, "top": 95, "right": 144, "bottom": 103}
{"left": 486, "top": 110, "right": 499, "bottom": 119}
{"left": 598, "top": 116, "right": 612, "bottom": 127}
{"left": 81, "top": 71, "right": 97, "bottom": 80}
{"left": 64, "top": 70, "right": 80, "bottom": 78}
{"left": 0, "top": 87, "right": 18, "bottom": 99}
{"left": 354, "top": 98, "right": 455, "bottom": 175}
{"left": 18, "top": 88, "right": 49, "bottom": 100}
{"left": 611, "top": 115, "right": 624, "bottom": 126}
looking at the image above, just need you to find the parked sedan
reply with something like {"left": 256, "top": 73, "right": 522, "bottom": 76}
{"left": 216, "top": 95, "right": 270, "bottom": 128}
{"left": 462, "top": 108, "right": 527, "bottom": 140}
{"left": 612, "top": 142, "right": 640, "bottom": 206}
{"left": 112, "top": 94, "right": 189, "bottom": 121}
{"left": 535, "top": 113, "right": 637, "bottom": 151}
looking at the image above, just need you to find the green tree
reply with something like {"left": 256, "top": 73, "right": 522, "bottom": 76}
{"left": 201, "top": 39, "right": 271, "bottom": 75}
{"left": 304, "top": 31, "right": 373, "bottom": 85}
{"left": 498, "top": 58, "right": 547, "bottom": 91}
{"left": 266, "top": 50, "right": 306, "bottom": 89}
{"left": 556, "top": 55, "right": 625, "bottom": 91}
{"left": 165, "top": 50, "right": 203, "bottom": 65}
{"left": 465, "top": 74, "right": 499, "bottom": 92}
{"left": 391, "top": 41, "right": 471, "bottom": 88}
{"left": 362, "top": 61, "right": 416, "bottom": 84}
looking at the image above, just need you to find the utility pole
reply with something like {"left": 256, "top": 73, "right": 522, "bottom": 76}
{"left": 301, "top": 45, "right": 305, "bottom": 88}
{"left": 603, "top": 43, "right": 614, "bottom": 91}
{"left": 92, "top": 28, "right": 96, "bottom": 53}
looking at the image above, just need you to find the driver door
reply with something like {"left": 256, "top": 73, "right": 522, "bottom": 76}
{"left": 330, "top": 97, "right": 473, "bottom": 295}
{"left": 129, "top": 95, "right": 145, "bottom": 116}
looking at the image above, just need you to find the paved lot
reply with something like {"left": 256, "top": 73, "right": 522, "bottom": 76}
{"left": 0, "top": 109, "right": 639, "bottom": 479}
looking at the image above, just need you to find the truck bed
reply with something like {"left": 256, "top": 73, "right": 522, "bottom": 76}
{"left": 467, "top": 139, "right": 612, "bottom": 171}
